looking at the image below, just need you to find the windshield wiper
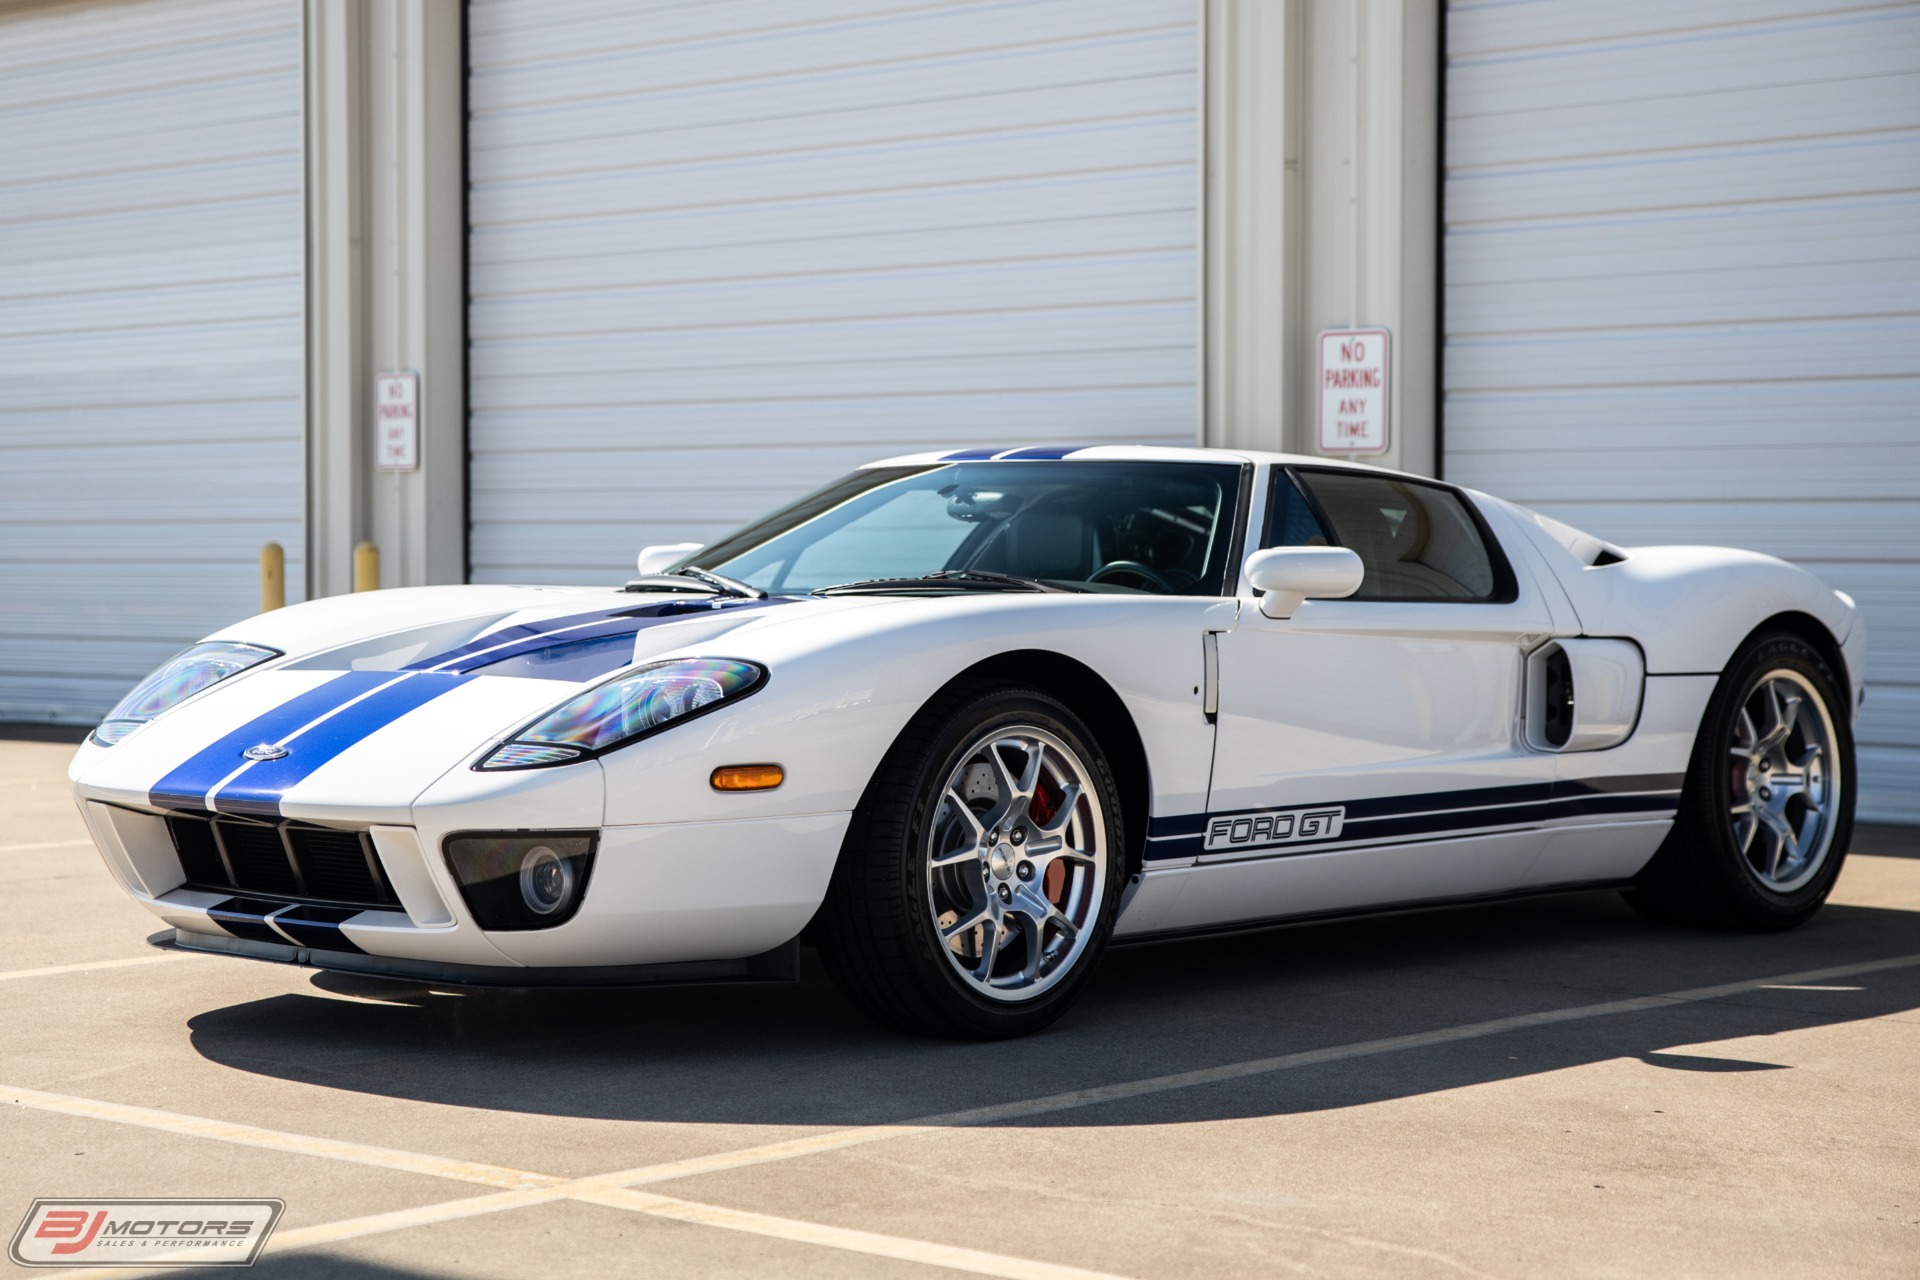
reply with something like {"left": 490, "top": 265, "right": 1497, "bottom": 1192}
{"left": 926, "top": 570, "right": 1078, "bottom": 592}
{"left": 812, "top": 570, "right": 1080, "bottom": 596}
{"left": 675, "top": 566, "right": 765, "bottom": 599}
{"left": 622, "top": 567, "right": 766, "bottom": 599}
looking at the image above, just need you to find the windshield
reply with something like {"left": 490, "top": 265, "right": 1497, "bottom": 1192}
{"left": 683, "top": 461, "right": 1246, "bottom": 596}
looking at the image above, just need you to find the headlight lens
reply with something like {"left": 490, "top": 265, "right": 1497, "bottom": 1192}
{"left": 476, "top": 657, "right": 765, "bottom": 769}
{"left": 92, "top": 641, "right": 281, "bottom": 746}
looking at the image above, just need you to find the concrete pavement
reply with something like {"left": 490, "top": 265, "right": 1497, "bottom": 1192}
{"left": 2, "top": 733, "right": 1916, "bottom": 1278}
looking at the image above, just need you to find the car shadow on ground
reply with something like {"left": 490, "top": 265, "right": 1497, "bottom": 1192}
{"left": 183, "top": 887, "right": 1920, "bottom": 1131}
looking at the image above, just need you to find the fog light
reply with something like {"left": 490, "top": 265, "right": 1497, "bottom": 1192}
{"left": 518, "top": 845, "right": 573, "bottom": 915}
{"left": 443, "top": 832, "right": 595, "bottom": 930}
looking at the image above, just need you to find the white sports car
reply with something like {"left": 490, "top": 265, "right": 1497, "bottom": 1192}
{"left": 70, "top": 447, "right": 1863, "bottom": 1037}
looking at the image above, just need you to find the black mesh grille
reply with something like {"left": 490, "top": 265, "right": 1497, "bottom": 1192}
{"left": 165, "top": 817, "right": 401, "bottom": 905}
{"left": 288, "top": 828, "right": 393, "bottom": 905}
{"left": 219, "top": 822, "right": 300, "bottom": 896}
{"left": 164, "top": 814, "right": 399, "bottom": 909}
{"left": 166, "top": 816, "right": 227, "bottom": 886}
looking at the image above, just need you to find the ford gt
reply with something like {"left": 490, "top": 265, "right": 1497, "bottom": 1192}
{"left": 68, "top": 447, "right": 1864, "bottom": 1037}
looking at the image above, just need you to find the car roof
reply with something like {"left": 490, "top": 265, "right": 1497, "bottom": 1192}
{"left": 862, "top": 444, "right": 1432, "bottom": 482}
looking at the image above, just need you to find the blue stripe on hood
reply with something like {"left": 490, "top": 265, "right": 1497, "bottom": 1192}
{"left": 412, "top": 597, "right": 786, "bottom": 674}
{"left": 210, "top": 672, "right": 473, "bottom": 818}
{"left": 150, "top": 597, "right": 791, "bottom": 815}
{"left": 149, "top": 671, "right": 397, "bottom": 811}
{"left": 994, "top": 445, "right": 1082, "bottom": 459}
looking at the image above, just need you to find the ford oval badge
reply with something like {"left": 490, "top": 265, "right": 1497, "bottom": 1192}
{"left": 243, "top": 743, "right": 289, "bottom": 761}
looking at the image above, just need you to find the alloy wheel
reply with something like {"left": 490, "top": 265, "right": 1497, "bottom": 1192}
{"left": 925, "top": 725, "right": 1107, "bottom": 1002}
{"left": 1727, "top": 668, "right": 1840, "bottom": 893}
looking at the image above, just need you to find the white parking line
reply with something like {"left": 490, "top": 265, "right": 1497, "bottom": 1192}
{"left": 16, "top": 951, "right": 1920, "bottom": 1279}
{"left": 577, "top": 1185, "right": 1135, "bottom": 1280}
{"left": 585, "top": 951, "right": 1920, "bottom": 1189}
{"left": 0, "top": 838, "right": 91, "bottom": 853}
{"left": 5, "top": 1089, "right": 1131, "bottom": 1280}
{"left": 2, "top": 1084, "right": 562, "bottom": 1189}
{"left": 45, "top": 1190, "right": 571, "bottom": 1280}
{"left": 0, "top": 954, "right": 194, "bottom": 984}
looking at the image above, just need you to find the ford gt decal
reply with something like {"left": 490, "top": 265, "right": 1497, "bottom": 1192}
{"left": 1148, "top": 774, "right": 1686, "bottom": 863}
{"left": 1203, "top": 806, "right": 1346, "bottom": 852}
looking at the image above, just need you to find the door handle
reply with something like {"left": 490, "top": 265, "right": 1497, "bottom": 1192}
{"left": 1202, "top": 632, "right": 1220, "bottom": 721}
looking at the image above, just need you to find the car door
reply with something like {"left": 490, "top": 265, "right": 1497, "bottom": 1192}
{"left": 1156, "top": 466, "right": 1564, "bottom": 930}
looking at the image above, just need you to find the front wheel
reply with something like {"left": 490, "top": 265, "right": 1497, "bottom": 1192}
{"left": 1625, "top": 631, "right": 1854, "bottom": 930}
{"left": 815, "top": 682, "right": 1124, "bottom": 1038}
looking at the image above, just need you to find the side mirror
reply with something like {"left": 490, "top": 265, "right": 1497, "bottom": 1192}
{"left": 636, "top": 542, "right": 702, "bottom": 576}
{"left": 1244, "top": 547, "right": 1364, "bottom": 619}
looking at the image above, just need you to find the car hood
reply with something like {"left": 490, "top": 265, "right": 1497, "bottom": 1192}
{"left": 72, "top": 585, "right": 865, "bottom": 822}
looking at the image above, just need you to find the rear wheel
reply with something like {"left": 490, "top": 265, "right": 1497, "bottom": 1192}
{"left": 1626, "top": 631, "right": 1853, "bottom": 929}
{"left": 815, "top": 682, "right": 1123, "bottom": 1038}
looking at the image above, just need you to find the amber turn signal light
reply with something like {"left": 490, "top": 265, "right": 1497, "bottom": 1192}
{"left": 710, "top": 763, "right": 784, "bottom": 792}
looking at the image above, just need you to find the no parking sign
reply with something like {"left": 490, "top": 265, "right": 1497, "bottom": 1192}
{"left": 1316, "top": 328, "right": 1389, "bottom": 456}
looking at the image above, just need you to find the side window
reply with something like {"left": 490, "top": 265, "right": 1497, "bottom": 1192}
{"left": 1262, "top": 472, "right": 1330, "bottom": 549}
{"left": 1291, "top": 471, "right": 1509, "bottom": 602}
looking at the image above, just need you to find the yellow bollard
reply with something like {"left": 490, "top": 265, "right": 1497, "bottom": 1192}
{"left": 353, "top": 541, "right": 380, "bottom": 593}
{"left": 259, "top": 542, "right": 285, "bottom": 613}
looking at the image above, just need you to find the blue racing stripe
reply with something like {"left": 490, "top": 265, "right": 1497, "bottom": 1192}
{"left": 202, "top": 899, "right": 367, "bottom": 954}
{"left": 212, "top": 672, "right": 473, "bottom": 818}
{"left": 995, "top": 445, "right": 1082, "bottom": 460}
{"left": 938, "top": 447, "right": 1008, "bottom": 461}
{"left": 410, "top": 598, "right": 784, "bottom": 673}
{"left": 149, "top": 672, "right": 395, "bottom": 812}
{"left": 425, "top": 598, "right": 787, "bottom": 675}
{"left": 269, "top": 905, "right": 367, "bottom": 954}
{"left": 407, "top": 605, "right": 658, "bottom": 671}
{"left": 206, "top": 898, "right": 293, "bottom": 946}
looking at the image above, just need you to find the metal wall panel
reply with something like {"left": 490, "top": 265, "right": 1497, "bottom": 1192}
{"left": 1443, "top": 2, "right": 1920, "bottom": 820}
{"left": 466, "top": 0, "right": 1199, "bottom": 583}
{"left": 0, "top": 0, "right": 305, "bottom": 724}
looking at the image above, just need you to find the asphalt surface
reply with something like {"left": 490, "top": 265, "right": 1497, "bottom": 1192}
{"left": 2, "top": 732, "right": 1916, "bottom": 1278}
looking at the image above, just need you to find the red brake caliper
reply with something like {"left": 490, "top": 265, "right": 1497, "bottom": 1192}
{"left": 1029, "top": 780, "right": 1068, "bottom": 904}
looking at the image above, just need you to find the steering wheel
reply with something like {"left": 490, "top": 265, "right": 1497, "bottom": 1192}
{"left": 1088, "top": 560, "right": 1175, "bottom": 593}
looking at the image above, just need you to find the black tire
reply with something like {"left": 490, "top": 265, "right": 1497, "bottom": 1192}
{"left": 814, "top": 680, "right": 1126, "bottom": 1039}
{"left": 1625, "top": 630, "right": 1854, "bottom": 930}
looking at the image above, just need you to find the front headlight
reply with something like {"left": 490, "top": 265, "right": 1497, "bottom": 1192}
{"left": 92, "top": 641, "right": 281, "bottom": 746}
{"left": 475, "top": 657, "right": 766, "bottom": 770}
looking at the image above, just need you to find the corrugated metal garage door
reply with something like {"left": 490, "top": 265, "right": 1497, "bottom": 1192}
{"left": 0, "top": 0, "right": 306, "bottom": 725}
{"left": 466, "top": 0, "right": 1199, "bottom": 585}
{"left": 1442, "top": 2, "right": 1920, "bottom": 822}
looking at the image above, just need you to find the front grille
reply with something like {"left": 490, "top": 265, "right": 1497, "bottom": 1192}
{"left": 289, "top": 828, "right": 386, "bottom": 903}
{"left": 164, "top": 813, "right": 400, "bottom": 909}
{"left": 166, "top": 816, "right": 225, "bottom": 885}
{"left": 221, "top": 822, "right": 300, "bottom": 895}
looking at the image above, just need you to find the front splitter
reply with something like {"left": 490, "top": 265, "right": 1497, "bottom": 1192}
{"left": 151, "top": 928, "right": 799, "bottom": 987}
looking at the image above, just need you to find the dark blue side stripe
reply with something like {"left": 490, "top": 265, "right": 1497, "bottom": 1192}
{"left": 149, "top": 672, "right": 395, "bottom": 812}
{"left": 1145, "top": 774, "right": 1686, "bottom": 862}
{"left": 211, "top": 673, "right": 473, "bottom": 818}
